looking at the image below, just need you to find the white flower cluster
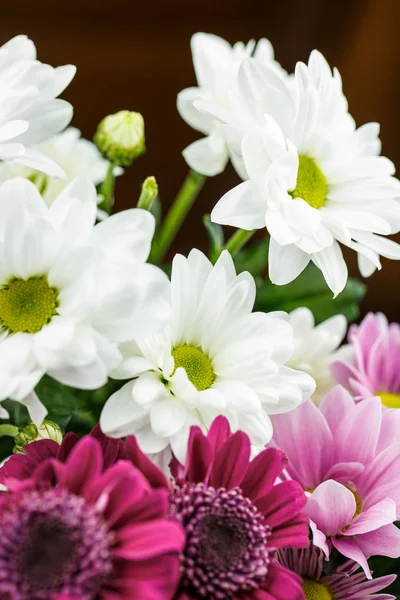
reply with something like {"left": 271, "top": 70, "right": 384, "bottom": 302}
{"left": 0, "top": 31, "right": 397, "bottom": 466}
{"left": 179, "top": 33, "right": 400, "bottom": 296}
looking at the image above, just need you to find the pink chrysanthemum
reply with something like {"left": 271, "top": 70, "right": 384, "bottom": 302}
{"left": 279, "top": 545, "right": 396, "bottom": 600}
{"left": 168, "top": 416, "right": 309, "bottom": 600}
{"left": 332, "top": 312, "right": 400, "bottom": 409}
{"left": 271, "top": 385, "right": 400, "bottom": 577}
{"left": 0, "top": 436, "right": 184, "bottom": 600}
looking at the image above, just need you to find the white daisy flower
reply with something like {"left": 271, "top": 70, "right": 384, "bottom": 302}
{"left": 100, "top": 249, "right": 315, "bottom": 463}
{"left": 0, "top": 127, "right": 119, "bottom": 217}
{"left": 0, "top": 35, "right": 76, "bottom": 176}
{"left": 287, "top": 307, "right": 347, "bottom": 404}
{"left": 177, "top": 32, "right": 284, "bottom": 177}
{"left": 0, "top": 177, "right": 169, "bottom": 423}
{"left": 210, "top": 51, "right": 400, "bottom": 295}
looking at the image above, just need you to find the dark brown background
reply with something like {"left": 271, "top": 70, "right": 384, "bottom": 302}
{"left": 2, "top": 0, "right": 399, "bottom": 320}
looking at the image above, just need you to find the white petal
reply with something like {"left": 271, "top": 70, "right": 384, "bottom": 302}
{"left": 177, "top": 87, "right": 215, "bottom": 134}
{"left": 312, "top": 242, "right": 348, "bottom": 297}
{"left": 211, "top": 180, "right": 266, "bottom": 229}
{"left": 268, "top": 239, "right": 310, "bottom": 285}
{"left": 183, "top": 133, "right": 228, "bottom": 176}
{"left": 150, "top": 398, "right": 187, "bottom": 438}
{"left": 100, "top": 381, "right": 149, "bottom": 438}
{"left": 133, "top": 372, "right": 169, "bottom": 406}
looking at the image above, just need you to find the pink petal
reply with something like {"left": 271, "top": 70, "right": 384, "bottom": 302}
{"left": 259, "top": 562, "right": 304, "bottom": 600}
{"left": 332, "top": 537, "right": 372, "bottom": 578}
{"left": 271, "top": 401, "right": 333, "bottom": 489}
{"left": 343, "top": 498, "right": 397, "bottom": 536}
{"left": 319, "top": 385, "right": 355, "bottom": 434}
{"left": 307, "top": 480, "right": 356, "bottom": 536}
{"left": 356, "top": 523, "right": 400, "bottom": 559}
{"left": 334, "top": 397, "right": 382, "bottom": 465}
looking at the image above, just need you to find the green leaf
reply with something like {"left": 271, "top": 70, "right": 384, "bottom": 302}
{"left": 203, "top": 215, "right": 224, "bottom": 263}
{"left": 35, "top": 375, "right": 80, "bottom": 429}
{"left": 233, "top": 237, "right": 366, "bottom": 324}
{"left": 233, "top": 236, "right": 269, "bottom": 277}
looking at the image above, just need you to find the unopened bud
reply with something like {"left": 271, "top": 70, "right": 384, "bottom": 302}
{"left": 94, "top": 110, "right": 145, "bottom": 167}
{"left": 137, "top": 176, "right": 158, "bottom": 211}
{"left": 13, "top": 420, "right": 63, "bottom": 454}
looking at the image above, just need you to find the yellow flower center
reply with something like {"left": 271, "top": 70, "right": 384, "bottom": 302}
{"left": 291, "top": 155, "right": 327, "bottom": 209}
{"left": 0, "top": 276, "right": 58, "bottom": 334}
{"left": 378, "top": 391, "right": 400, "bottom": 409}
{"left": 302, "top": 580, "right": 332, "bottom": 600}
{"left": 172, "top": 345, "right": 215, "bottom": 391}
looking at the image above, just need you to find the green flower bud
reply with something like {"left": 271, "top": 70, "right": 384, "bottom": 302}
{"left": 13, "top": 420, "right": 63, "bottom": 454}
{"left": 137, "top": 176, "right": 158, "bottom": 211}
{"left": 94, "top": 110, "right": 145, "bottom": 167}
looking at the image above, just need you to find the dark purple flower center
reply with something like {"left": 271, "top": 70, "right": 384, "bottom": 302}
{"left": 0, "top": 487, "right": 114, "bottom": 599}
{"left": 171, "top": 482, "right": 271, "bottom": 599}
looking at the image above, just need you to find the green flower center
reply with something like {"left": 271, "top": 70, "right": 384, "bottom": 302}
{"left": 378, "top": 391, "right": 400, "bottom": 409}
{"left": 0, "top": 276, "right": 58, "bottom": 334}
{"left": 302, "top": 580, "right": 332, "bottom": 600}
{"left": 290, "top": 155, "right": 327, "bottom": 209}
{"left": 28, "top": 172, "right": 49, "bottom": 196}
{"left": 172, "top": 345, "right": 215, "bottom": 391}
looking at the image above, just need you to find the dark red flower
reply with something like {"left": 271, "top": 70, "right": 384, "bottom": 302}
{"left": 169, "top": 416, "right": 309, "bottom": 600}
{"left": 0, "top": 436, "right": 184, "bottom": 600}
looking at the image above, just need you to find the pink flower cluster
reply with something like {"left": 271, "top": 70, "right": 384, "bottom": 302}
{"left": 0, "top": 314, "right": 398, "bottom": 600}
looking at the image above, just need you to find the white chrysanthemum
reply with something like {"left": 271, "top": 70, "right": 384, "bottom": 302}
{"left": 208, "top": 51, "right": 400, "bottom": 295}
{"left": 100, "top": 249, "right": 315, "bottom": 463}
{"left": 0, "top": 177, "right": 169, "bottom": 423}
{"left": 177, "top": 32, "right": 285, "bottom": 177}
{"left": 287, "top": 307, "right": 346, "bottom": 404}
{"left": 0, "top": 35, "right": 76, "bottom": 176}
{"left": 0, "top": 128, "right": 118, "bottom": 213}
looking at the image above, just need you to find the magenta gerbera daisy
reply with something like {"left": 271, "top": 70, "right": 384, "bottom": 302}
{"left": 168, "top": 416, "right": 310, "bottom": 600}
{"left": 0, "top": 435, "right": 185, "bottom": 600}
{"left": 279, "top": 545, "right": 396, "bottom": 600}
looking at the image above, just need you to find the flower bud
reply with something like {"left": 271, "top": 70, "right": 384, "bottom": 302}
{"left": 137, "top": 176, "right": 158, "bottom": 211}
{"left": 94, "top": 110, "right": 145, "bottom": 167}
{"left": 13, "top": 420, "right": 63, "bottom": 454}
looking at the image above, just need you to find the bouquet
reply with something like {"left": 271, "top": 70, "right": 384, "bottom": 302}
{"left": 0, "top": 31, "right": 399, "bottom": 600}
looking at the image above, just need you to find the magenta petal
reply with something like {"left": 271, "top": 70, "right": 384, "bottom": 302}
{"left": 206, "top": 415, "right": 232, "bottom": 451}
{"left": 209, "top": 431, "right": 250, "bottom": 489}
{"left": 25, "top": 439, "right": 60, "bottom": 462}
{"left": 260, "top": 562, "right": 304, "bottom": 600}
{"left": 90, "top": 424, "right": 124, "bottom": 469}
{"left": 307, "top": 480, "right": 356, "bottom": 536}
{"left": 240, "top": 448, "right": 287, "bottom": 501}
{"left": 57, "top": 432, "right": 79, "bottom": 462}
{"left": 115, "top": 519, "right": 185, "bottom": 559}
{"left": 183, "top": 426, "right": 213, "bottom": 484}
{"left": 124, "top": 436, "right": 169, "bottom": 489}
{"left": 64, "top": 437, "right": 103, "bottom": 496}
{"left": 256, "top": 480, "right": 306, "bottom": 527}
{"left": 332, "top": 536, "right": 372, "bottom": 578}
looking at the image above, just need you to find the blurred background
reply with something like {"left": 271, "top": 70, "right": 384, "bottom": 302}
{"left": 1, "top": 0, "right": 399, "bottom": 320}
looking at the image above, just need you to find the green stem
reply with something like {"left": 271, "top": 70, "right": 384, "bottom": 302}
{"left": 224, "top": 229, "right": 255, "bottom": 257}
{"left": 151, "top": 170, "right": 206, "bottom": 264}
{"left": 0, "top": 424, "right": 19, "bottom": 438}
{"left": 99, "top": 163, "right": 116, "bottom": 214}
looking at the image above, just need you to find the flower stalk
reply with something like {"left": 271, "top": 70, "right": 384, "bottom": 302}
{"left": 150, "top": 169, "right": 206, "bottom": 264}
